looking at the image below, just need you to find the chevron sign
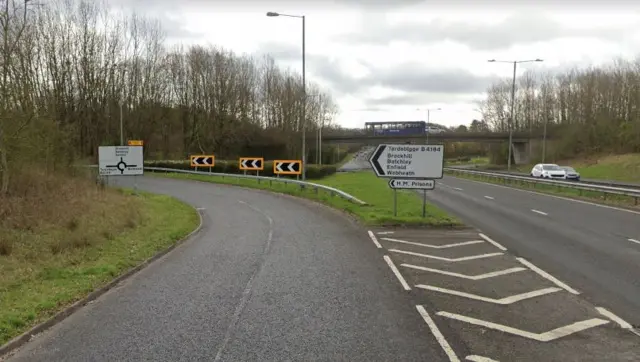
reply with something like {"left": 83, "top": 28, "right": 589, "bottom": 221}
{"left": 239, "top": 157, "right": 264, "bottom": 171}
{"left": 190, "top": 155, "right": 215, "bottom": 167}
{"left": 274, "top": 160, "right": 302, "bottom": 175}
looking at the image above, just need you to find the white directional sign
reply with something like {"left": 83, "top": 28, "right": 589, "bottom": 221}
{"left": 369, "top": 144, "right": 444, "bottom": 179}
{"left": 389, "top": 179, "right": 435, "bottom": 190}
{"left": 99, "top": 146, "right": 144, "bottom": 176}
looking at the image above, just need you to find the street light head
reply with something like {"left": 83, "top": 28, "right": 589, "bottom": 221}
{"left": 487, "top": 59, "right": 496, "bottom": 62}
{"left": 535, "top": 58, "right": 544, "bottom": 62}
{"left": 266, "top": 12, "right": 280, "bottom": 17}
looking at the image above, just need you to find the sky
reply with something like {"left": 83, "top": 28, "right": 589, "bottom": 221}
{"left": 107, "top": 0, "right": 640, "bottom": 129}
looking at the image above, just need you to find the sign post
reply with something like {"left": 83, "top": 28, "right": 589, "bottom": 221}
{"left": 99, "top": 146, "right": 144, "bottom": 193}
{"left": 369, "top": 144, "right": 443, "bottom": 217}
{"left": 273, "top": 160, "right": 302, "bottom": 176}
{"left": 239, "top": 157, "right": 264, "bottom": 177}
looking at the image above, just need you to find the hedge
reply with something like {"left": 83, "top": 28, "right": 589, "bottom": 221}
{"left": 144, "top": 160, "right": 337, "bottom": 180}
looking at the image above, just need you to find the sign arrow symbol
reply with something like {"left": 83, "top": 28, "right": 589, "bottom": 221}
{"left": 369, "top": 145, "right": 386, "bottom": 176}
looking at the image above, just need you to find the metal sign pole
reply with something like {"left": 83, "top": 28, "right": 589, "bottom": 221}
{"left": 422, "top": 189, "right": 427, "bottom": 217}
{"left": 393, "top": 189, "right": 397, "bottom": 217}
{"left": 134, "top": 175, "right": 138, "bottom": 195}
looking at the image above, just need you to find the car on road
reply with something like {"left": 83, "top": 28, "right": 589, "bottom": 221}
{"left": 530, "top": 163, "right": 566, "bottom": 179}
{"left": 560, "top": 166, "right": 580, "bottom": 181}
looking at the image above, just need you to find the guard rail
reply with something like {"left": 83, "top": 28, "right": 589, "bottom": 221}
{"left": 95, "top": 166, "right": 368, "bottom": 206}
{"left": 444, "top": 167, "right": 640, "bottom": 204}
{"left": 447, "top": 166, "right": 640, "bottom": 189}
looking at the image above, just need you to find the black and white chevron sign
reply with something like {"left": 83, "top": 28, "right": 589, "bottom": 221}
{"left": 240, "top": 158, "right": 263, "bottom": 170}
{"left": 190, "top": 155, "right": 214, "bottom": 167}
{"left": 274, "top": 160, "right": 301, "bottom": 174}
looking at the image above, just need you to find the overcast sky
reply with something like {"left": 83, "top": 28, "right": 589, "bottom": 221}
{"left": 108, "top": 0, "right": 640, "bottom": 128}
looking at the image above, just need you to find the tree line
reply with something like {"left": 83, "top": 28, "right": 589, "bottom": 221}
{"left": 0, "top": 0, "right": 338, "bottom": 194}
{"left": 478, "top": 55, "right": 640, "bottom": 162}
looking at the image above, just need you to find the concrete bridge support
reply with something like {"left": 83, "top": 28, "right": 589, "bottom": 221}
{"left": 511, "top": 141, "right": 530, "bottom": 165}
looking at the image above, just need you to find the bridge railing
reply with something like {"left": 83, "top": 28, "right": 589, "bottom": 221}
{"left": 444, "top": 167, "right": 640, "bottom": 203}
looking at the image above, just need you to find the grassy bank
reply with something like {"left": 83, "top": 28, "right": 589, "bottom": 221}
{"left": 447, "top": 170, "right": 638, "bottom": 208}
{"left": 152, "top": 170, "right": 462, "bottom": 227}
{"left": 0, "top": 175, "right": 199, "bottom": 345}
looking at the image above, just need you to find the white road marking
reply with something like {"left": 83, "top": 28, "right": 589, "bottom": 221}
{"left": 478, "top": 233, "right": 507, "bottom": 251}
{"left": 436, "top": 311, "right": 609, "bottom": 342}
{"left": 483, "top": 196, "right": 494, "bottom": 200}
{"left": 367, "top": 230, "right": 382, "bottom": 249}
{"left": 449, "top": 175, "right": 640, "bottom": 216}
{"left": 454, "top": 187, "right": 463, "bottom": 191}
{"left": 416, "top": 306, "right": 460, "bottom": 362}
{"left": 377, "top": 231, "right": 394, "bottom": 235}
{"left": 516, "top": 258, "right": 580, "bottom": 294}
{"left": 390, "top": 249, "right": 503, "bottom": 262}
{"left": 402, "top": 264, "right": 526, "bottom": 280}
{"left": 531, "top": 209, "right": 548, "bottom": 216}
{"left": 628, "top": 238, "right": 640, "bottom": 245}
{"left": 196, "top": 207, "right": 206, "bottom": 210}
{"left": 383, "top": 255, "right": 411, "bottom": 291}
{"left": 382, "top": 238, "right": 485, "bottom": 249}
{"left": 466, "top": 356, "right": 499, "bottom": 362}
{"left": 417, "top": 285, "right": 561, "bottom": 305}
{"left": 595, "top": 307, "right": 633, "bottom": 329}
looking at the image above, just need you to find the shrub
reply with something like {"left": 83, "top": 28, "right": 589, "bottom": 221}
{"left": 144, "top": 159, "right": 337, "bottom": 179}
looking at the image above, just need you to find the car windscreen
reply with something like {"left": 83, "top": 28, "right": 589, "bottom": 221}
{"left": 561, "top": 167, "right": 575, "bottom": 172}
{"left": 542, "top": 165, "right": 561, "bottom": 170}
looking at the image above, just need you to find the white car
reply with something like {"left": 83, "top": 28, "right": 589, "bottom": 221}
{"left": 530, "top": 163, "right": 566, "bottom": 179}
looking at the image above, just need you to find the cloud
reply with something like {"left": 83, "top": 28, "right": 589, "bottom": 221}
{"left": 339, "top": 11, "right": 628, "bottom": 51}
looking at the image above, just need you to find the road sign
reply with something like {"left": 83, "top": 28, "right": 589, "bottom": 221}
{"left": 369, "top": 144, "right": 444, "bottom": 179}
{"left": 128, "top": 140, "right": 143, "bottom": 146}
{"left": 99, "top": 146, "right": 144, "bottom": 176}
{"left": 239, "top": 157, "right": 264, "bottom": 171}
{"left": 190, "top": 155, "right": 215, "bottom": 167}
{"left": 274, "top": 160, "right": 302, "bottom": 175}
{"left": 388, "top": 179, "right": 435, "bottom": 190}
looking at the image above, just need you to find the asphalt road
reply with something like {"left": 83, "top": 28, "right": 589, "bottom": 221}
{"left": 5, "top": 176, "right": 449, "bottom": 362}
{"left": 427, "top": 175, "right": 640, "bottom": 328}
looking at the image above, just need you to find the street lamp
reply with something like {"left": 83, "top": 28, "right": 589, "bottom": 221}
{"left": 487, "top": 58, "right": 543, "bottom": 171}
{"left": 267, "top": 11, "right": 307, "bottom": 180}
{"left": 417, "top": 107, "right": 441, "bottom": 144}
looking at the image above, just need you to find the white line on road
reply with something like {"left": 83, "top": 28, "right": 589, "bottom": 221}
{"left": 628, "top": 238, "right": 640, "bottom": 245}
{"left": 516, "top": 257, "right": 580, "bottom": 295}
{"left": 595, "top": 307, "right": 633, "bottom": 329}
{"left": 391, "top": 249, "right": 503, "bottom": 262}
{"left": 401, "top": 264, "right": 526, "bottom": 280}
{"left": 382, "top": 238, "right": 485, "bottom": 249}
{"left": 383, "top": 255, "right": 411, "bottom": 291}
{"left": 416, "top": 306, "right": 460, "bottom": 362}
{"left": 466, "top": 356, "right": 499, "bottom": 362}
{"left": 377, "top": 231, "right": 394, "bottom": 235}
{"left": 416, "top": 285, "right": 561, "bottom": 305}
{"left": 367, "top": 230, "right": 382, "bottom": 248}
{"left": 436, "top": 311, "right": 609, "bottom": 342}
{"left": 454, "top": 187, "right": 463, "bottom": 191}
{"left": 196, "top": 207, "right": 206, "bottom": 210}
{"left": 531, "top": 209, "right": 548, "bottom": 216}
{"left": 483, "top": 196, "right": 494, "bottom": 200}
{"left": 478, "top": 233, "right": 507, "bottom": 251}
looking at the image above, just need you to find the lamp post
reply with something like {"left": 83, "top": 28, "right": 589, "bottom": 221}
{"left": 417, "top": 107, "right": 441, "bottom": 144}
{"left": 487, "top": 58, "right": 543, "bottom": 171}
{"left": 267, "top": 11, "right": 307, "bottom": 180}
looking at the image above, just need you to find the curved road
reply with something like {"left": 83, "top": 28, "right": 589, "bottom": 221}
{"left": 428, "top": 175, "right": 640, "bottom": 326}
{"left": 6, "top": 177, "right": 449, "bottom": 362}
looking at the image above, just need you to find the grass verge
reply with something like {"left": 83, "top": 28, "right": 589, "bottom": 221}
{"left": 151, "top": 170, "right": 463, "bottom": 227}
{"left": 0, "top": 180, "right": 199, "bottom": 346}
{"left": 446, "top": 170, "right": 640, "bottom": 208}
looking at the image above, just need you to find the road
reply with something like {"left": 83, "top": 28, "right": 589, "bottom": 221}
{"left": 5, "top": 176, "right": 449, "bottom": 362}
{"left": 427, "top": 175, "right": 640, "bottom": 326}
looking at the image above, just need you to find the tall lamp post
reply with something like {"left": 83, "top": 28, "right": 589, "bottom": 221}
{"left": 487, "top": 58, "right": 543, "bottom": 171}
{"left": 267, "top": 11, "right": 307, "bottom": 180}
{"left": 417, "top": 107, "right": 441, "bottom": 144}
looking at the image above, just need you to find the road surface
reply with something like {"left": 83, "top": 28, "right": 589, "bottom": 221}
{"left": 5, "top": 176, "right": 449, "bottom": 362}
{"left": 427, "top": 175, "right": 640, "bottom": 327}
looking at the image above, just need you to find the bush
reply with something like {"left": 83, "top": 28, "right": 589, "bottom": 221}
{"left": 145, "top": 159, "right": 337, "bottom": 180}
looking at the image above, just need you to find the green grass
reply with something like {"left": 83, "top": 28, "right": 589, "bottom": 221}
{"left": 0, "top": 190, "right": 199, "bottom": 345}
{"left": 446, "top": 170, "right": 640, "bottom": 208}
{"left": 152, "top": 170, "right": 463, "bottom": 227}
